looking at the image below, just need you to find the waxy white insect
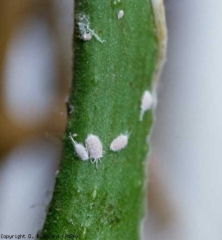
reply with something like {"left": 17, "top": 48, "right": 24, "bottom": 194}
{"left": 69, "top": 133, "right": 89, "bottom": 161}
{"left": 85, "top": 134, "right": 103, "bottom": 168}
{"left": 118, "top": 10, "right": 124, "bottom": 19}
{"left": 140, "top": 90, "right": 153, "bottom": 121}
{"left": 110, "top": 133, "right": 129, "bottom": 152}
{"left": 77, "top": 14, "right": 105, "bottom": 43}
{"left": 82, "top": 32, "right": 92, "bottom": 41}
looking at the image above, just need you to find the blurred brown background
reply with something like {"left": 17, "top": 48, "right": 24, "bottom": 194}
{"left": 0, "top": 0, "right": 69, "bottom": 158}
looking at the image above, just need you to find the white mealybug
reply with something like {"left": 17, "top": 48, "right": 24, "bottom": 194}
{"left": 110, "top": 133, "right": 129, "bottom": 152}
{"left": 69, "top": 133, "right": 89, "bottom": 161}
{"left": 82, "top": 32, "right": 92, "bottom": 41}
{"left": 140, "top": 90, "right": 153, "bottom": 121}
{"left": 77, "top": 14, "right": 105, "bottom": 43}
{"left": 118, "top": 10, "right": 124, "bottom": 19}
{"left": 85, "top": 134, "right": 103, "bottom": 168}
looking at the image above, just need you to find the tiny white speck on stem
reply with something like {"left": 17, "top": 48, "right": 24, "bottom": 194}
{"left": 140, "top": 90, "right": 153, "bottom": 121}
{"left": 82, "top": 33, "right": 92, "bottom": 41}
{"left": 118, "top": 10, "right": 124, "bottom": 19}
{"left": 92, "top": 187, "right": 97, "bottom": 199}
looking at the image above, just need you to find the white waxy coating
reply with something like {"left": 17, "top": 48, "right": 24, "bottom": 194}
{"left": 118, "top": 10, "right": 124, "bottom": 19}
{"left": 110, "top": 134, "right": 128, "bottom": 152}
{"left": 77, "top": 14, "right": 105, "bottom": 43}
{"left": 82, "top": 32, "right": 92, "bottom": 41}
{"left": 85, "top": 134, "right": 103, "bottom": 168}
{"left": 69, "top": 134, "right": 89, "bottom": 161}
{"left": 140, "top": 90, "right": 153, "bottom": 121}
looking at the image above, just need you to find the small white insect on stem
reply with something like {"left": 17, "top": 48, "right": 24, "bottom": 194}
{"left": 118, "top": 10, "right": 124, "bottom": 20}
{"left": 77, "top": 14, "right": 105, "bottom": 43}
{"left": 69, "top": 133, "right": 89, "bottom": 161}
{"left": 85, "top": 134, "right": 103, "bottom": 169}
{"left": 110, "top": 133, "right": 129, "bottom": 152}
{"left": 140, "top": 90, "right": 153, "bottom": 121}
{"left": 82, "top": 33, "right": 92, "bottom": 41}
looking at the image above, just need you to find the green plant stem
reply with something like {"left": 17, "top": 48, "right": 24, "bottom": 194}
{"left": 42, "top": 0, "right": 158, "bottom": 239}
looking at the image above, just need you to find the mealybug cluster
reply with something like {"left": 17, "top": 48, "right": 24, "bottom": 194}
{"left": 69, "top": 89, "right": 153, "bottom": 168}
{"left": 69, "top": 133, "right": 104, "bottom": 169}
{"left": 69, "top": 131, "right": 130, "bottom": 168}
